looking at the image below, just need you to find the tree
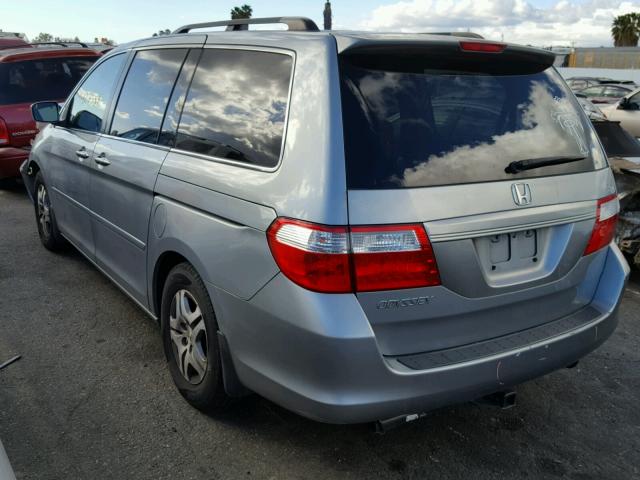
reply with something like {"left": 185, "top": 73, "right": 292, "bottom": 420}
{"left": 152, "top": 29, "right": 172, "bottom": 37}
{"left": 231, "top": 4, "right": 252, "bottom": 19}
{"left": 34, "top": 32, "right": 53, "bottom": 42}
{"left": 612, "top": 13, "right": 640, "bottom": 47}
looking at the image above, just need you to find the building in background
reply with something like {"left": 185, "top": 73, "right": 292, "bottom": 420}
{"left": 569, "top": 47, "right": 640, "bottom": 69}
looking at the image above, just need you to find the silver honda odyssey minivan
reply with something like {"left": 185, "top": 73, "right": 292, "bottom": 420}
{"left": 22, "top": 17, "right": 630, "bottom": 425}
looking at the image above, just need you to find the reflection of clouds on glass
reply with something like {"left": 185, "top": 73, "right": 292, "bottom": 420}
{"left": 110, "top": 49, "right": 186, "bottom": 141}
{"left": 77, "top": 87, "right": 106, "bottom": 111}
{"left": 177, "top": 50, "right": 292, "bottom": 166}
{"left": 144, "top": 105, "right": 164, "bottom": 118}
{"left": 144, "top": 54, "right": 188, "bottom": 84}
{"left": 357, "top": 71, "right": 406, "bottom": 119}
{"left": 399, "top": 82, "right": 591, "bottom": 187}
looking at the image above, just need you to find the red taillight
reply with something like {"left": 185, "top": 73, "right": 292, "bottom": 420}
{"left": 459, "top": 41, "right": 506, "bottom": 53}
{"left": 351, "top": 224, "right": 440, "bottom": 291}
{"left": 0, "top": 117, "right": 9, "bottom": 146}
{"left": 267, "top": 219, "right": 352, "bottom": 293}
{"left": 266, "top": 218, "right": 441, "bottom": 293}
{"left": 584, "top": 194, "right": 619, "bottom": 256}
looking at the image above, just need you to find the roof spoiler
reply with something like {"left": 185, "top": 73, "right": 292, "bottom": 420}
{"left": 173, "top": 16, "right": 319, "bottom": 34}
{"left": 339, "top": 41, "right": 556, "bottom": 75}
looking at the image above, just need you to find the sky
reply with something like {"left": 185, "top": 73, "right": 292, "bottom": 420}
{"left": 3, "top": 0, "right": 640, "bottom": 47}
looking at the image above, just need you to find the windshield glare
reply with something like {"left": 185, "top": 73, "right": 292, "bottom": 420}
{"left": 340, "top": 63, "right": 607, "bottom": 189}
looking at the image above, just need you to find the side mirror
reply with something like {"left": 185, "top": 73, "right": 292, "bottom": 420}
{"left": 618, "top": 97, "right": 630, "bottom": 110}
{"left": 31, "top": 101, "right": 60, "bottom": 123}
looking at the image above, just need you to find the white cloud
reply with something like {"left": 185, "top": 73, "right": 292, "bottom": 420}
{"left": 359, "top": 0, "right": 640, "bottom": 46}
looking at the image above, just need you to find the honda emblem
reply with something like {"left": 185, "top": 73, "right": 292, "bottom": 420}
{"left": 511, "top": 183, "right": 532, "bottom": 206}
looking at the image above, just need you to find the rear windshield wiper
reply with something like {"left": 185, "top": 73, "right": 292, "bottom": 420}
{"left": 505, "top": 155, "right": 587, "bottom": 174}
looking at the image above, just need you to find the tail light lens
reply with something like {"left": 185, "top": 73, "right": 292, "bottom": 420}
{"left": 350, "top": 225, "right": 440, "bottom": 291}
{"left": 583, "top": 194, "right": 619, "bottom": 256}
{"left": 459, "top": 41, "right": 506, "bottom": 53}
{"left": 267, "top": 218, "right": 441, "bottom": 293}
{"left": 0, "top": 117, "right": 9, "bottom": 146}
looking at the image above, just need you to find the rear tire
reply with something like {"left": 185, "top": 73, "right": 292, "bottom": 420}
{"left": 33, "top": 172, "right": 66, "bottom": 251}
{"left": 161, "top": 262, "right": 231, "bottom": 411}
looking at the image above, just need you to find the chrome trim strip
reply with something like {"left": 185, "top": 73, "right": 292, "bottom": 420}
{"left": 429, "top": 211, "right": 595, "bottom": 243}
{"left": 96, "top": 133, "right": 171, "bottom": 152}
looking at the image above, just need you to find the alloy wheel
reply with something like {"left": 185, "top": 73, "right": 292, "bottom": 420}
{"left": 169, "top": 289, "right": 208, "bottom": 385}
{"left": 37, "top": 183, "right": 52, "bottom": 237}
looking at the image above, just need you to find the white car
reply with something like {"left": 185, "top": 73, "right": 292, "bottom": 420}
{"left": 601, "top": 88, "right": 640, "bottom": 138}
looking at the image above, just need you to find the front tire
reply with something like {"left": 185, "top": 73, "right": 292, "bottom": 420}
{"left": 161, "top": 262, "right": 231, "bottom": 411}
{"left": 33, "top": 172, "right": 66, "bottom": 251}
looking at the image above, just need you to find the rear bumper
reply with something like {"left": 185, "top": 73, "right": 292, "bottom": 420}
{"left": 211, "top": 244, "right": 629, "bottom": 424}
{"left": 0, "top": 147, "right": 28, "bottom": 179}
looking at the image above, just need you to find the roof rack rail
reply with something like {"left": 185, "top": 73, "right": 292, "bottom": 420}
{"left": 427, "top": 32, "right": 485, "bottom": 39}
{"left": 173, "top": 16, "right": 319, "bottom": 34}
{"left": 30, "top": 41, "right": 89, "bottom": 48}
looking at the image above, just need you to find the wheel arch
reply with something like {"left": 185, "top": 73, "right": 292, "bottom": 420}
{"left": 151, "top": 250, "right": 190, "bottom": 319}
{"left": 150, "top": 246, "right": 250, "bottom": 397}
{"left": 22, "top": 159, "right": 41, "bottom": 203}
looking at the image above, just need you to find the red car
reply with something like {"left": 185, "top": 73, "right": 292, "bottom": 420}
{"left": 0, "top": 36, "right": 30, "bottom": 50}
{"left": 0, "top": 45, "right": 100, "bottom": 180}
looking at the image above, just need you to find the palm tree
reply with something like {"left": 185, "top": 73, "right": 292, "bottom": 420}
{"left": 612, "top": 13, "right": 640, "bottom": 47}
{"left": 231, "top": 4, "right": 253, "bottom": 19}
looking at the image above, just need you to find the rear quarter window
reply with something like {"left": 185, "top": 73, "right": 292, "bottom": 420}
{"left": 175, "top": 48, "right": 293, "bottom": 168}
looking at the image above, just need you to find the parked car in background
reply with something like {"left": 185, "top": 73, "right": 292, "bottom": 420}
{"left": 575, "top": 92, "right": 607, "bottom": 121}
{"left": 590, "top": 119, "right": 640, "bottom": 268}
{"left": 23, "top": 18, "right": 629, "bottom": 426}
{"left": 566, "top": 76, "right": 636, "bottom": 91}
{"left": 0, "top": 44, "right": 100, "bottom": 181}
{"left": 566, "top": 77, "right": 612, "bottom": 90}
{"left": 0, "top": 36, "right": 29, "bottom": 50}
{"left": 601, "top": 88, "right": 640, "bottom": 138}
{"left": 576, "top": 84, "right": 633, "bottom": 104}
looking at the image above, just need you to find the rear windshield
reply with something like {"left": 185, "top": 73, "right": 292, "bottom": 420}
{"left": 0, "top": 56, "right": 96, "bottom": 105}
{"left": 340, "top": 56, "right": 606, "bottom": 189}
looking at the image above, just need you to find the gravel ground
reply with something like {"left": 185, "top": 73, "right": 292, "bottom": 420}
{"left": 1, "top": 182, "right": 639, "bottom": 480}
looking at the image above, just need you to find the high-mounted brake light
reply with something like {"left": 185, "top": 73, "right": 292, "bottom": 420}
{"left": 583, "top": 194, "right": 619, "bottom": 256}
{"left": 459, "top": 41, "right": 506, "bottom": 53}
{"left": 0, "top": 117, "right": 9, "bottom": 146}
{"left": 266, "top": 218, "right": 441, "bottom": 293}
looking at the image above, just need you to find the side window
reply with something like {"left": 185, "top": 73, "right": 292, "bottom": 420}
{"left": 110, "top": 48, "right": 188, "bottom": 144}
{"left": 158, "top": 49, "right": 201, "bottom": 147}
{"left": 570, "top": 80, "right": 586, "bottom": 90}
{"left": 68, "top": 54, "right": 126, "bottom": 133}
{"left": 628, "top": 93, "right": 640, "bottom": 110}
{"left": 175, "top": 49, "right": 293, "bottom": 168}
{"left": 581, "top": 86, "right": 603, "bottom": 97}
{"left": 603, "top": 86, "right": 624, "bottom": 97}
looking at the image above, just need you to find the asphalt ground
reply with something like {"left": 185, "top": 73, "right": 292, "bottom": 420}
{"left": 1, "top": 181, "right": 639, "bottom": 480}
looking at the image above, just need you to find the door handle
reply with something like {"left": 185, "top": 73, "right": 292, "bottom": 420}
{"left": 75, "top": 148, "right": 90, "bottom": 159}
{"left": 94, "top": 153, "right": 111, "bottom": 167}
